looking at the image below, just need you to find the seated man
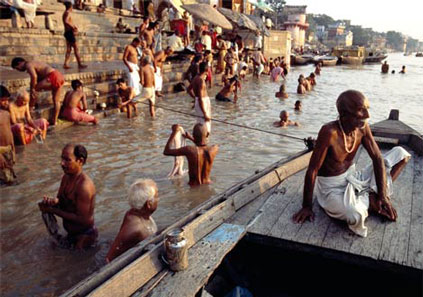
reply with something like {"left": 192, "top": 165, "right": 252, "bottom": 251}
{"left": 106, "top": 179, "right": 158, "bottom": 262}
{"left": 0, "top": 86, "right": 16, "bottom": 184}
{"left": 115, "top": 18, "right": 130, "bottom": 33}
{"left": 116, "top": 78, "right": 137, "bottom": 119}
{"left": 163, "top": 123, "right": 219, "bottom": 186}
{"left": 215, "top": 76, "right": 239, "bottom": 103}
{"left": 275, "top": 83, "right": 288, "bottom": 99}
{"left": 293, "top": 90, "right": 411, "bottom": 237}
{"left": 38, "top": 144, "right": 98, "bottom": 248}
{"left": 11, "top": 57, "right": 64, "bottom": 126}
{"left": 62, "top": 80, "right": 98, "bottom": 125}
{"left": 273, "top": 110, "right": 299, "bottom": 127}
{"left": 9, "top": 90, "right": 49, "bottom": 145}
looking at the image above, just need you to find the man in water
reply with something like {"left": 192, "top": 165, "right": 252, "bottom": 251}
{"left": 187, "top": 62, "right": 211, "bottom": 134}
{"left": 215, "top": 76, "right": 239, "bottom": 103}
{"left": 123, "top": 37, "right": 142, "bottom": 96}
{"left": 62, "top": 2, "right": 87, "bottom": 69}
{"left": 252, "top": 49, "right": 266, "bottom": 78}
{"left": 38, "top": 144, "right": 98, "bottom": 248}
{"left": 164, "top": 123, "right": 219, "bottom": 186}
{"left": 62, "top": 80, "right": 98, "bottom": 124}
{"left": 297, "top": 76, "right": 306, "bottom": 94}
{"left": 9, "top": 90, "right": 49, "bottom": 145}
{"left": 293, "top": 90, "right": 411, "bottom": 237}
{"left": 116, "top": 78, "right": 137, "bottom": 119}
{"left": 275, "top": 84, "right": 288, "bottom": 99}
{"left": 0, "top": 86, "right": 16, "bottom": 184}
{"left": 399, "top": 65, "right": 406, "bottom": 74}
{"left": 11, "top": 57, "right": 65, "bottom": 126}
{"left": 294, "top": 100, "right": 302, "bottom": 112}
{"left": 139, "top": 55, "right": 156, "bottom": 118}
{"left": 154, "top": 46, "right": 174, "bottom": 98}
{"left": 273, "top": 110, "right": 299, "bottom": 127}
{"left": 381, "top": 61, "right": 389, "bottom": 74}
{"left": 106, "top": 179, "right": 158, "bottom": 262}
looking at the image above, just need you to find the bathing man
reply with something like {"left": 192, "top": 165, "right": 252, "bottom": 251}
{"left": 187, "top": 62, "right": 212, "bottom": 134}
{"left": 381, "top": 61, "right": 389, "bottom": 74}
{"left": 293, "top": 90, "right": 411, "bottom": 237}
{"left": 106, "top": 179, "right": 158, "bottom": 262}
{"left": 164, "top": 123, "right": 219, "bottom": 186}
{"left": 123, "top": 37, "right": 142, "bottom": 96}
{"left": 138, "top": 55, "right": 156, "bottom": 118}
{"left": 11, "top": 57, "right": 65, "bottom": 126}
{"left": 62, "top": 80, "right": 98, "bottom": 124}
{"left": 273, "top": 110, "right": 299, "bottom": 127}
{"left": 38, "top": 144, "right": 97, "bottom": 248}
{"left": 0, "top": 86, "right": 16, "bottom": 184}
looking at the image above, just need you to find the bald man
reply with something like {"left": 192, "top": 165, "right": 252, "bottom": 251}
{"left": 273, "top": 110, "right": 299, "bottom": 127}
{"left": 38, "top": 144, "right": 97, "bottom": 248}
{"left": 164, "top": 123, "right": 219, "bottom": 186}
{"left": 293, "top": 90, "right": 411, "bottom": 237}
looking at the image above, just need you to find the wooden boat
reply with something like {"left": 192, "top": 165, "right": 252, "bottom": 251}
{"left": 341, "top": 56, "right": 364, "bottom": 65}
{"left": 315, "top": 55, "right": 338, "bottom": 66}
{"left": 62, "top": 110, "right": 422, "bottom": 297}
{"left": 416, "top": 52, "right": 423, "bottom": 57}
{"left": 293, "top": 54, "right": 314, "bottom": 65}
{"left": 364, "top": 54, "right": 388, "bottom": 63}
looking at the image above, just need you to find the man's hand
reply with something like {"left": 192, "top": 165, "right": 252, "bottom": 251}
{"left": 377, "top": 198, "right": 398, "bottom": 221}
{"left": 38, "top": 196, "right": 59, "bottom": 213}
{"left": 293, "top": 207, "right": 315, "bottom": 224}
{"left": 204, "top": 115, "right": 211, "bottom": 121}
{"left": 128, "top": 66, "right": 133, "bottom": 73}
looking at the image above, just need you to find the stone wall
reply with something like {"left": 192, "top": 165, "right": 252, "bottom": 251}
{"left": 263, "top": 30, "right": 291, "bottom": 64}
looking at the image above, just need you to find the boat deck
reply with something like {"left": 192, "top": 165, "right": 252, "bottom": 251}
{"left": 244, "top": 146, "right": 422, "bottom": 272}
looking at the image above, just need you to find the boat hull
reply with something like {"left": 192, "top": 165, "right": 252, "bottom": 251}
{"left": 341, "top": 56, "right": 363, "bottom": 65}
{"left": 364, "top": 55, "right": 387, "bottom": 63}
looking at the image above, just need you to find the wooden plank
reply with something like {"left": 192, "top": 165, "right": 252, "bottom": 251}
{"left": 378, "top": 151, "right": 414, "bottom": 266}
{"left": 407, "top": 155, "right": 423, "bottom": 269}
{"left": 374, "top": 136, "right": 399, "bottom": 144}
{"left": 149, "top": 224, "right": 246, "bottom": 297}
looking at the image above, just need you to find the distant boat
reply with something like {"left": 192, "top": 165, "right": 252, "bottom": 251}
{"left": 364, "top": 54, "right": 388, "bottom": 63}
{"left": 404, "top": 52, "right": 412, "bottom": 56}
{"left": 314, "top": 55, "right": 338, "bottom": 66}
{"left": 341, "top": 56, "right": 364, "bottom": 65}
{"left": 293, "top": 54, "right": 314, "bottom": 65}
{"left": 416, "top": 52, "right": 423, "bottom": 57}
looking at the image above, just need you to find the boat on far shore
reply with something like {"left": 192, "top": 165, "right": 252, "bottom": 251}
{"left": 364, "top": 53, "right": 388, "bottom": 63}
{"left": 416, "top": 52, "right": 423, "bottom": 57}
{"left": 314, "top": 55, "right": 338, "bottom": 66}
{"left": 292, "top": 54, "right": 314, "bottom": 65}
{"left": 341, "top": 56, "right": 364, "bottom": 65}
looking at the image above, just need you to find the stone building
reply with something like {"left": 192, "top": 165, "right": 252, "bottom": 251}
{"left": 282, "top": 5, "right": 308, "bottom": 50}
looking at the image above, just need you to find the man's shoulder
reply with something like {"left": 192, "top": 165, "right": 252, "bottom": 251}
{"left": 318, "top": 121, "right": 338, "bottom": 137}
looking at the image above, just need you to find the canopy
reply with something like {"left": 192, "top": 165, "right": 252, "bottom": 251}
{"left": 246, "top": 14, "right": 270, "bottom": 36}
{"left": 248, "top": 0, "right": 274, "bottom": 12}
{"left": 217, "top": 7, "right": 258, "bottom": 32}
{"left": 181, "top": 4, "right": 233, "bottom": 30}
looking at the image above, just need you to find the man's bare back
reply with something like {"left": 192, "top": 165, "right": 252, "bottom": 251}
{"left": 141, "top": 64, "right": 155, "bottom": 88}
{"left": 191, "top": 75, "right": 207, "bottom": 98}
{"left": 63, "top": 90, "right": 85, "bottom": 109}
{"left": 26, "top": 61, "right": 55, "bottom": 80}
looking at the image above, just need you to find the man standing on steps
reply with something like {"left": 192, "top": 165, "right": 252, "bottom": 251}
{"left": 62, "top": 2, "right": 87, "bottom": 70}
{"left": 154, "top": 46, "right": 173, "bottom": 98}
{"left": 123, "top": 37, "right": 142, "bottom": 96}
{"left": 11, "top": 57, "right": 65, "bottom": 126}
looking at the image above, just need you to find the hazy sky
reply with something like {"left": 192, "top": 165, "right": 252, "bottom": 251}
{"left": 286, "top": 0, "right": 423, "bottom": 41}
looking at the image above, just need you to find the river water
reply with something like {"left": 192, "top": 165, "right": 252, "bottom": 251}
{"left": 1, "top": 52, "right": 422, "bottom": 296}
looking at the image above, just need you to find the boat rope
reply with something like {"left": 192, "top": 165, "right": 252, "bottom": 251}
{"left": 134, "top": 99, "right": 311, "bottom": 144}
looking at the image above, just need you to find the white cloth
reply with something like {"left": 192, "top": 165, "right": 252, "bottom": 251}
{"left": 201, "top": 34, "right": 212, "bottom": 51}
{"left": 126, "top": 61, "right": 141, "bottom": 96}
{"left": 315, "top": 146, "right": 411, "bottom": 237}
{"left": 168, "top": 34, "right": 184, "bottom": 52}
{"left": 140, "top": 86, "right": 155, "bottom": 104}
{"left": 167, "top": 127, "right": 187, "bottom": 177}
{"left": 154, "top": 66, "right": 163, "bottom": 92}
{"left": 254, "top": 35, "right": 262, "bottom": 49}
{"left": 194, "top": 96, "right": 211, "bottom": 133}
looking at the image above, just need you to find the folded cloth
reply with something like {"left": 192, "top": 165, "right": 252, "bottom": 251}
{"left": 126, "top": 61, "right": 141, "bottom": 96}
{"left": 194, "top": 96, "right": 211, "bottom": 133}
{"left": 154, "top": 66, "right": 163, "bottom": 92}
{"left": 140, "top": 86, "right": 156, "bottom": 104}
{"left": 11, "top": 118, "right": 48, "bottom": 145}
{"left": 315, "top": 146, "right": 411, "bottom": 237}
{"left": 62, "top": 107, "right": 96, "bottom": 123}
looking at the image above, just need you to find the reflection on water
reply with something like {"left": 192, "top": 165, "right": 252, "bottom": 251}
{"left": 1, "top": 53, "right": 422, "bottom": 296}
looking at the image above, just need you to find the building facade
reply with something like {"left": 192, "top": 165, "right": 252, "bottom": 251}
{"left": 282, "top": 5, "right": 309, "bottom": 49}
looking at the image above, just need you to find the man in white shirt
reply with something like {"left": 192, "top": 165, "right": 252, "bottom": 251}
{"left": 200, "top": 31, "right": 212, "bottom": 51}
{"left": 254, "top": 31, "right": 262, "bottom": 50}
{"left": 168, "top": 30, "right": 185, "bottom": 52}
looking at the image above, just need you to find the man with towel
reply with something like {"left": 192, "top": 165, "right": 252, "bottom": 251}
{"left": 123, "top": 37, "right": 142, "bottom": 96}
{"left": 38, "top": 144, "right": 97, "bottom": 249}
{"left": 293, "top": 90, "right": 411, "bottom": 237}
{"left": 154, "top": 46, "right": 173, "bottom": 98}
{"left": 187, "top": 62, "right": 212, "bottom": 134}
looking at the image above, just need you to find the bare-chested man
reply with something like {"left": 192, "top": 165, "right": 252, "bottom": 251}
{"left": 143, "top": 22, "right": 156, "bottom": 52}
{"left": 116, "top": 78, "right": 137, "bottom": 119}
{"left": 293, "top": 90, "right": 411, "bottom": 237}
{"left": 123, "top": 37, "right": 142, "bottom": 96}
{"left": 273, "top": 110, "right": 299, "bottom": 127}
{"left": 62, "top": 80, "right": 98, "bottom": 124}
{"left": 138, "top": 56, "right": 156, "bottom": 118}
{"left": 275, "top": 83, "right": 288, "bottom": 99}
{"left": 62, "top": 2, "right": 87, "bottom": 69}
{"left": 187, "top": 62, "right": 212, "bottom": 134}
{"left": 381, "top": 61, "right": 389, "bottom": 74}
{"left": 215, "top": 76, "right": 239, "bottom": 103}
{"left": 12, "top": 57, "right": 65, "bottom": 126}
{"left": 154, "top": 47, "right": 174, "bottom": 98}
{"left": 9, "top": 90, "right": 49, "bottom": 145}
{"left": 0, "top": 86, "right": 16, "bottom": 184}
{"left": 106, "top": 179, "right": 158, "bottom": 262}
{"left": 138, "top": 16, "right": 150, "bottom": 39}
{"left": 38, "top": 144, "right": 98, "bottom": 248}
{"left": 297, "top": 76, "right": 306, "bottom": 94}
{"left": 164, "top": 123, "right": 219, "bottom": 186}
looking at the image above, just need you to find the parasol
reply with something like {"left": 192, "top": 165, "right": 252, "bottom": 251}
{"left": 217, "top": 7, "right": 258, "bottom": 32}
{"left": 246, "top": 14, "right": 270, "bottom": 36}
{"left": 181, "top": 4, "right": 233, "bottom": 30}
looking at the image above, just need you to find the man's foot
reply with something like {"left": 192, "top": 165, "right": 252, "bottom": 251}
{"left": 63, "top": 65, "right": 71, "bottom": 69}
{"left": 78, "top": 64, "right": 88, "bottom": 69}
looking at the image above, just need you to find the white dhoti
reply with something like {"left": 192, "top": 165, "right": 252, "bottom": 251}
{"left": 139, "top": 86, "right": 156, "bottom": 104}
{"left": 154, "top": 66, "right": 163, "bottom": 92}
{"left": 167, "top": 127, "right": 187, "bottom": 177}
{"left": 126, "top": 62, "right": 141, "bottom": 96}
{"left": 194, "top": 96, "right": 211, "bottom": 133}
{"left": 315, "top": 146, "right": 411, "bottom": 237}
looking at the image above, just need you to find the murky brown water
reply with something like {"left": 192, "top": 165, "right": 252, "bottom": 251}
{"left": 1, "top": 53, "right": 422, "bottom": 296}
